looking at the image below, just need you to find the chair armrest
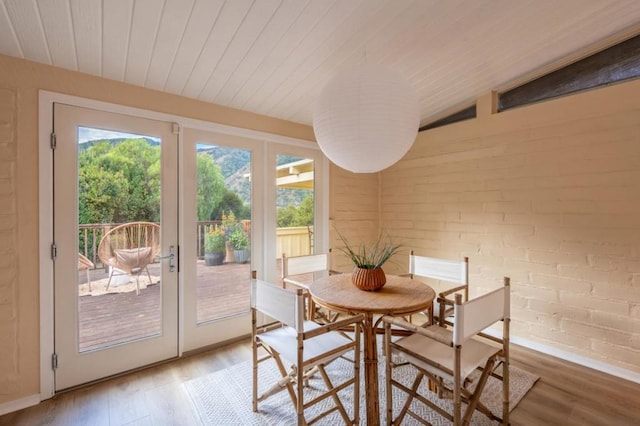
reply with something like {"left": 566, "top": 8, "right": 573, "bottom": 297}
{"left": 382, "top": 316, "right": 453, "bottom": 346}
{"left": 436, "top": 296, "right": 455, "bottom": 307}
{"left": 303, "top": 314, "right": 365, "bottom": 339}
{"left": 282, "top": 277, "right": 310, "bottom": 291}
{"left": 439, "top": 284, "right": 468, "bottom": 298}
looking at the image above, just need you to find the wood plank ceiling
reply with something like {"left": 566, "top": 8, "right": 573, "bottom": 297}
{"left": 1, "top": 0, "right": 640, "bottom": 128}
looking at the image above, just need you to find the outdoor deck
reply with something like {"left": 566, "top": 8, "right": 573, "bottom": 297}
{"left": 77, "top": 261, "right": 256, "bottom": 352}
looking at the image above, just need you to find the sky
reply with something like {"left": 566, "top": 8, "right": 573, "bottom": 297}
{"left": 78, "top": 126, "right": 160, "bottom": 144}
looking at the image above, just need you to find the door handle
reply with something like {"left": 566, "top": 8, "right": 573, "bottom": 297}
{"left": 156, "top": 245, "right": 175, "bottom": 272}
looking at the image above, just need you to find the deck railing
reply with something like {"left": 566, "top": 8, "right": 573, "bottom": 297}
{"left": 78, "top": 222, "right": 312, "bottom": 269}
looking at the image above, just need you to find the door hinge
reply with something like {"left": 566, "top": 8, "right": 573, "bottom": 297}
{"left": 51, "top": 353, "right": 58, "bottom": 370}
{"left": 51, "top": 243, "right": 57, "bottom": 261}
{"left": 50, "top": 132, "right": 57, "bottom": 150}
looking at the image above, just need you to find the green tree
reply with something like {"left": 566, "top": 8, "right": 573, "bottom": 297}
{"left": 294, "top": 194, "right": 314, "bottom": 226}
{"left": 277, "top": 205, "right": 297, "bottom": 227}
{"left": 212, "top": 191, "right": 249, "bottom": 220}
{"left": 79, "top": 138, "right": 161, "bottom": 224}
{"left": 197, "top": 154, "right": 225, "bottom": 220}
{"left": 276, "top": 194, "right": 314, "bottom": 227}
{"left": 79, "top": 138, "right": 246, "bottom": 227}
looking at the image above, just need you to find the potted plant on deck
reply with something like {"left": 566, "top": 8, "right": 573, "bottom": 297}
{"left": 228, "top": 227, "right": 250, "bottom": 264}
{"left": 337, "top": 231, "right": 401, "bottom": 291}
{"left": 220, "top": 211, "right": 241, "bottom": 263}
{"left": 204, "top": 226, "right": 226, "bottom": 266}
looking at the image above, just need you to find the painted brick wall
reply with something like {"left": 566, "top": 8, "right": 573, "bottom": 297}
{"left": 0, "top": 87, "right": 18, "bottom": 398}
{"left": 329, "top": 164, "right": 380, "bottom": 272}
{"left": 377, "top": 80, "right": 640, "bottom": 373}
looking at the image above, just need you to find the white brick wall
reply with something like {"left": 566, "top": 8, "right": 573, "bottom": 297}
{"left": 369, "top": 78, "right": 640, "bottom": 373}
{"left": 329, "top": 165, "right": 380, "bottom": 272}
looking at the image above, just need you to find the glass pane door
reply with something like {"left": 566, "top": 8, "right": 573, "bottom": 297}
{"left": 182, "top": 128, "right": 262, "bottom": 351}
{"left": 77, "top": 127, "right": 164, "bottom": 351}
{"left": 182, "top": 130, "right": 326, "bottom": 351}
{"left": 276, "top": 154, "right": 315, "bottom": 280}
{"left": 195, "top": 144, "right": 252, "bottom": 323}
{"left": 54, "top": 103, "right": 178, "bottom": 390}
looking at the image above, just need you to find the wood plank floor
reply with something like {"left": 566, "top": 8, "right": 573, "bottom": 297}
{"left": 2, "top": 339, "right": 639, "bottom": 426}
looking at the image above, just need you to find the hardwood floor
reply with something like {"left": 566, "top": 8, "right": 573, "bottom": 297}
{"left": 1, "top": 339, "right": 639, "bottom": 425}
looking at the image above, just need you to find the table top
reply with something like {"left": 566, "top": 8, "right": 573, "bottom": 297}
{"left": 309, "top": 273, "right": 435, "bottom": 316}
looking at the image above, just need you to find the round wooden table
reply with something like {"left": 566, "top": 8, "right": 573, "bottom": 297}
{"left": 309, "top": 273, "right": 435, "bottom": 426}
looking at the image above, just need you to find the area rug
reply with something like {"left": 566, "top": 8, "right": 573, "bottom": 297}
{"left": 185, "top": 353, "right": 538, "bottom": 425}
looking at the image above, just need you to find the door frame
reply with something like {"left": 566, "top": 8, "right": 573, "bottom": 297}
{"left": 38, "top": 90, "right": 327, "bottom": 400}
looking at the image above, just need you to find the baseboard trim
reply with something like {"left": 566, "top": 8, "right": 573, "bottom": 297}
{"left": 484, "top": 329, "right": 640, "bottom": 385}
{"left": 0, "top": 394, "right": 40, "bottom": 416}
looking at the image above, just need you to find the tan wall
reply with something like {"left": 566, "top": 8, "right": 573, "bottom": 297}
{"left": 381, "top": 80, "right": 640, "bottom": 373}
{"left": 0, "top": 53, "right": 315, "bottom": 405}
{"left": 329, "top": 165, "right": 380, "bottom": 272}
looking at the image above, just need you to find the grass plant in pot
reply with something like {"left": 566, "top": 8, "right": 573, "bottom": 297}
{"left": 204, "top": 226, "right": 226, "bottom": 266}
{"left": 228, "top": 227, "right": 250, "bottom": 264}
{"left": 337, "top": 231, "right": 401, "bottom": 291}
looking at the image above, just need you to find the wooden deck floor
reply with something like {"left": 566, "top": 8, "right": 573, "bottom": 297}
{"left": 78, "top": 261, "right": 253, "bottom": 352}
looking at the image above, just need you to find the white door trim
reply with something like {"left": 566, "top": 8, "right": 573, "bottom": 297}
{"left": 38, "top": 90, "right": 323, "bottom": 400}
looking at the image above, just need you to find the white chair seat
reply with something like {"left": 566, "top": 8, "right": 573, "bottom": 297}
{"left": 383, "top": 278, "right": 510, "bottom": 425}
{"left": 251, "top": 276, "right": 362, "bottom": 424}
{"left": 395, "top": 327, "right": 500, "bottom": 382}
{"left": 259, "top": 321, "right": 353, "bottom": 370}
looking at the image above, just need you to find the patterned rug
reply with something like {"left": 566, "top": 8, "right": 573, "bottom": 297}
{"left": 185, "top": 351, "right": 538, "bottom": 425}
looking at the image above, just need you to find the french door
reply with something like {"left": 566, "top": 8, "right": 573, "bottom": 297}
{"left": 52, "top": 103, "right": 178, "bottom": 390}
{"left": 181, "top": 129, "right": 327, "bottom": 350}
{"left": 45, "top": 97, "right": 328, "bottom": 391}
{"left": 182, "top": 128, "right": 263, "bottom": 350}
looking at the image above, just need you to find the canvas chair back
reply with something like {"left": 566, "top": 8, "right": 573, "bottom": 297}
{"left": 410, "top": 252, "right": 468, "bottom": 284}
{"left": 407, "top": 251, "right": 469, "bottom": 325}
{"left": 282, "top": 252, "right": 330, "bottom": 277}
{"left": 453, "top": 283, "right": 510, "bottom": 345}
{"left": 251, "top": 277, "right": 304, "bottom": 331}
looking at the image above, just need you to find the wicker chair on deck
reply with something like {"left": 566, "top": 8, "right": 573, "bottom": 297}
{"left": 77, "top": 253, "right": 95, "bottom": 291}
{"left": 97, "top": 222, "right": 161, "bottom": 295}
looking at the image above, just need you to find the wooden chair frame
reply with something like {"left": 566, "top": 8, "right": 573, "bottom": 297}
{"left": 383, "top": 277, "right": 510, "bottom": 425}
{"left": 282, "top": 251, "right": 341, "bottom": 322}
{"left": 407, "top": 251, "right": 469, "bottom": 326}
{"left": 251, "top": 273, "right": 363, "bottom": 425}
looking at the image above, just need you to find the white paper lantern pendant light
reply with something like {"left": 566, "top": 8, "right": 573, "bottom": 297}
{"left": 313, "top": 64, "right": 420, "bottom": 173}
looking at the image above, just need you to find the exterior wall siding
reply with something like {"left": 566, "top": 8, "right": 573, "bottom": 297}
{"left": 379, "top": 80, "right": 640, "bottom": 373}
